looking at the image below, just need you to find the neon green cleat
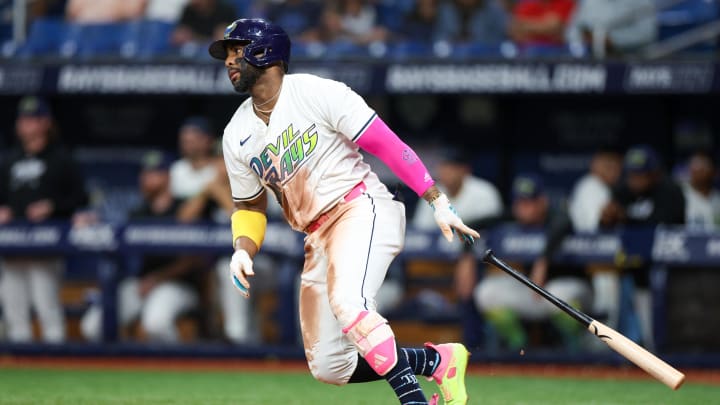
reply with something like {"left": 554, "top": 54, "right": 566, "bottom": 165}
{"left": 425, "top": 342, "right": 470, "bottom": 405}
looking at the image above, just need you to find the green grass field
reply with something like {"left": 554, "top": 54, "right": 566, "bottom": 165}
{"left": 0, "top": 368, "right": 717, "bottom": 404}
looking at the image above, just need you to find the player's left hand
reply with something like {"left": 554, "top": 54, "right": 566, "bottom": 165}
{"left": 430, "top": 193, "right": 480, "bottom": 244}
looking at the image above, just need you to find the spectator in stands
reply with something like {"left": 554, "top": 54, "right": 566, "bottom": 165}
{"left": 145, "top": 0, "right": 190, "bottom": 22}
{"left": 265, "top": 0, "right": 323, "bottom": 42}
{"left": 508, "top": 0, "right": 575, "bottom": 46}
{"left": 177, "top": 144, "right": 285, "bottom": 344}
{"left": 474, "top": 174, "right": 591, "bottom": 351}
{"left": 170, "top": 118, "right": 271, "bottom": 344}
{"left": 398, "top": 0, "right": 439, "bottom": 42}
{"left": 0, "top": 96, "right": 88, "bottom": 343}
{"left": 601, "top": 145, "right": 685, "bottom": 348}
{"left": 569, "top": 150, "right": 623, "bottom": 233}
{"left": 567, "top": 150, "right": 623, "bottom": 329}
{"left": 66, "top": 0, "right": 147, "bottom": 23}
{"left": 682, "top": 151, "right": 720, "bottom": 230}
{"left": 497, "top": 0, "right": 519, "bottom": 10}
{"left": 413, "top": 147, "right": 503, "bottom": 346}
{"left": 566, "top": 0, "right": 657, "bottom": 58}
{"left": 176, "top": 152, "right": 233, "bottom": 223}
{"left": 435, "top": 0, "right": 509, "bottom": 43}
{"left": 171, "top": 0, "right": 235, "bottom": 47}
{"left": 7, "top": 0, "right": 66, "bottom": 27}
{"left": 176, "top": 146, "right": 244, "bottom": 343}
{"left": 308, "top": 0, "right": 388, "bottom": 45}
{"left": 81, "top": 152, "right": 204, "bottom": 343}
{"left": 169, "top": 116, "right": 218, "bottom": 202}
{"left": 602, "top": 145, "right": 685, "bottom": 228}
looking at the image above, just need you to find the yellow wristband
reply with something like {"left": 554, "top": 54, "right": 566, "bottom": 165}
{"left": 231, "top": 209, "right": 267, "bottom": 249}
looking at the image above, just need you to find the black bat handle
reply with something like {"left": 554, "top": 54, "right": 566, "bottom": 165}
{"left": 482, "top": 249, "right": 594, "bottom": 327}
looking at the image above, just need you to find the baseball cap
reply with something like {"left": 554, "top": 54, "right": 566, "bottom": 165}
{"left": 17, "top": 96, "right": 51, "bottom": 118}
{"left": 512, "top": 173, "right": 544, "bottom": 201}
{"left": 439, "top": 146, "right": 473, "bottom": 166}
{"left": 141, "top": 151, "right": 172, "bottom": 172}
{"left": 181, "top": 116, "right": 213, "bottom": 136}
{"left": 624, "top": 145, "right": 660, "bottom": 174}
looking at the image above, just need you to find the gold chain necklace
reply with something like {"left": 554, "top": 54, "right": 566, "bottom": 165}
{"left": 252, "top": 84, "right": 282, "bottom": 113}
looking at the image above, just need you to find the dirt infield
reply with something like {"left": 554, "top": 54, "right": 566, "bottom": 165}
{"left": 1, "top": 356, "right": 719, "bottom": 386}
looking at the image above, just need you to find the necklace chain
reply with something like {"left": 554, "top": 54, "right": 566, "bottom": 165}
{"left": 254, "top": 105, "right": 274, "bottom": 114}
{"left": 252, "top": 85, "right": 282, "bottom": 115}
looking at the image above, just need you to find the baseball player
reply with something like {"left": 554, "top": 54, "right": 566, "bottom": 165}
{"left": 210, "top": 19, "right": 479, "bottom": 405}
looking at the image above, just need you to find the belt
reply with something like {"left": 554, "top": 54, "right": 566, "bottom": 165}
{"left": 305, "top": 181, "right": 367, "bottom": 233}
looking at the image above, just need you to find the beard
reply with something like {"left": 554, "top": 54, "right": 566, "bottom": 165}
{"left": 232, "top": 58, "right": 265, "bottom": 94}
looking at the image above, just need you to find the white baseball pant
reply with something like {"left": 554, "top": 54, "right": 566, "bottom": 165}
{"left": 0, "top": 258, "right": 65, "bottom": 343}
{"left": 474, "top": 274, "right": 592, "bottom": 320}
{"left": 300, "top": 192, "right": 405, "bottom": 385}
{"left": 81, "top": 277, "right": 198, "bottom": 342}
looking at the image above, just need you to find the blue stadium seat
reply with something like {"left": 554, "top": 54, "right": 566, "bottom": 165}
{"left": 658, "top": 0, "right": 719, "bottom": 25}
{"left": 657, "top": 0, "right": 719, "bottom": 52}
{"left": 61, "top": 22, "right": 142, "bottom": 59}
{"left": 273, "top": 12, "right": 312, "bottom": 38}
{"left": 290, "top": 42, "right": 313, "bottom": 59}
{"left": 388, "top": 40, "right": 433, "bottom": 60}
{"left": 18, "top": 19, "right": 175, "bottom": 59}
{"left": 0, "top": 23, "right": 11, "bottom": 40}
{"left": 231, "top": 0, "right": 254, "bottom": 16}
{"left": 16, "top": 17, "right": 67, "bottom": 57}
{"left": 0, "top": 24, "right": 14, "bottom": 57}
{"left": 520, "top": 44, "right": 573, "bottom": 59}
{"left": 450, "top": 42, "right": 504, "bottom": 59}
{"left": 134, "top": 20, "right": 174, "bottom": 58}
{"left": 323, "top": 40, "right": 369, "bottom": 60}
{"left": 376, "top": 1, "right": 408, "bottom": 32}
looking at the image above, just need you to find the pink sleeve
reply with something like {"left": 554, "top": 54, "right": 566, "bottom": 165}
{"left": 355, "top": 116, "right": 435, "bottom": 197}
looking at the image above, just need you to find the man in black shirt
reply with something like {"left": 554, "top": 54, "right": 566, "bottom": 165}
{"left": 601, "top": 145, "right": 685, "bottom": 227}
{"left": 600, "top": 145, "right": 685, "bottom": 348}
{"left": 0, "top": 96, "right": 88, "bottom": 342}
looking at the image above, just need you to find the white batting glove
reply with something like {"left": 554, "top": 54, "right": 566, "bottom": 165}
{"left": 430, "top": 193, "right": 481, "bottom": 244}
{"left": 229, "top": 249, "right": 254, "bottom": 298}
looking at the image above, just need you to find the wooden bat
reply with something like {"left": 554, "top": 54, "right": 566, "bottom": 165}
{"left": 483, "top": 249, "right": 685, "bottom": 390}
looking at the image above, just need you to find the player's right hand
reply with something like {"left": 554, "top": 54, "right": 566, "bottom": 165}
{"left": 229, "top": 249, "right": 254, "bottom": 298}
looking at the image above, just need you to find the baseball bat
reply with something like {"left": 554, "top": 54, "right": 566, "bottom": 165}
{"left": 482, "top": 249, "right": 685, "bottom": 390}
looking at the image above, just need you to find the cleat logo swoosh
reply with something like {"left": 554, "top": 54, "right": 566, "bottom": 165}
{"left": 240, "top": 134, "right": 252, "bottom": 146}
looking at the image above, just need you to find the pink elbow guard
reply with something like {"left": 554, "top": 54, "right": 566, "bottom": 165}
{"left": 356, "top": 117, "right": 434, "bottom": 196}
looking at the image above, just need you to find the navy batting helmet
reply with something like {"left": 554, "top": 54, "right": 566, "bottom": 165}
{"left": 209, "top": 18, "right": 291, "bottom": 72}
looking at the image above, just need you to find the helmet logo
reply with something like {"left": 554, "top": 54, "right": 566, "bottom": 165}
{"left": 224, "top": 21, "right": 238, "bottom": 39}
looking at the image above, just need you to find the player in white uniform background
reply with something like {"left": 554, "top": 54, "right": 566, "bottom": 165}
{"left": 210, "top": 19, "right": 479, "bottom": 405}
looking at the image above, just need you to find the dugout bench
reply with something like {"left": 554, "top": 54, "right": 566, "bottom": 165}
{"left": 0, "top": 221, "right": 715, "bottom": 353}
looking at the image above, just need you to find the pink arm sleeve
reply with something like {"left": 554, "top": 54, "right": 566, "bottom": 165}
{"left": 355, "top": 117, "right": 435, "bottom": 197}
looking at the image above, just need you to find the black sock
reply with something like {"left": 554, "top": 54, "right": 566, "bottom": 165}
{"left": 385, "top": 347, "right": 427, "bottom": 405}
{"left": 348, "top": 348, "right": 428, "bottom": 404}
{"left": 348, "top": 346, "right": 441, "bottom": 383}
{"left": 401, "top": 347, "right": 440, "bottom": 377}
{"left": 348, "top": 354, "right": 384, "bottom": 383}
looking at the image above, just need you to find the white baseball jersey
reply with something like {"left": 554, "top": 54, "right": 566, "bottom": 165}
{"left": 222, "top": 73, "right": 387, "bottom": 231}
{"left": 682, "top": 182, "right": 720, "bottom": 230}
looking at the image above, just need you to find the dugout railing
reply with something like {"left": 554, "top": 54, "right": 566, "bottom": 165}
{"left": 0, "top": 220, "right": 716, "bottom": 357}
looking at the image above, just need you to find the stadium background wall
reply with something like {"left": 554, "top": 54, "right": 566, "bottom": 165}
{"left": 1, "top": 59, "right": 720, "bottom": 359}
